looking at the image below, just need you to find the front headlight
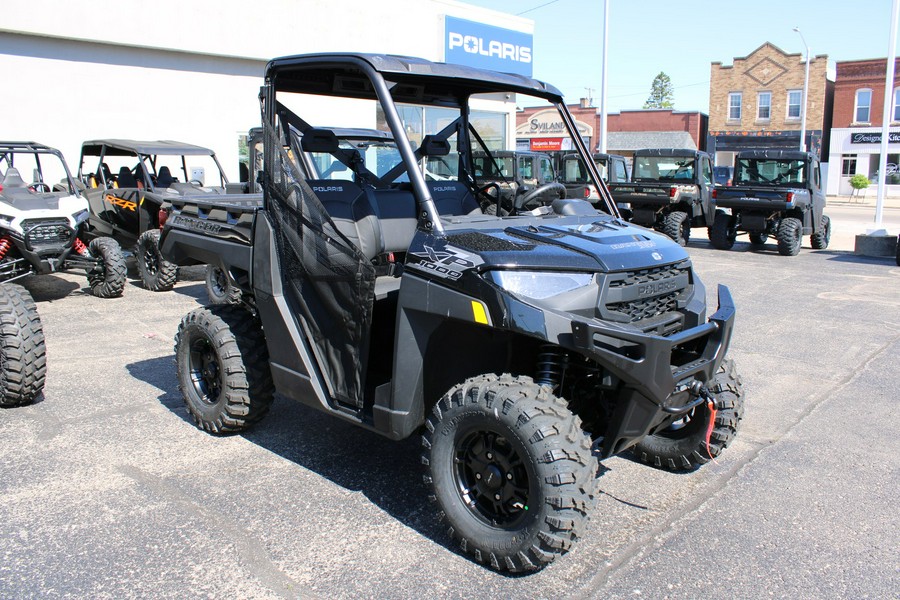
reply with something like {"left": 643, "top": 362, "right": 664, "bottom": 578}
{"left": 0, "top": 213, "right": 14, "bottom": 228}
{"left": 73, "top": 209, "right": 89, "bottom": 224}
{"left": 489, "top": 270, "right": 594, "bottom": 300}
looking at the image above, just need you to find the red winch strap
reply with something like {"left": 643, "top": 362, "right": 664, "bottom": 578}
{"left": 704, "top": 399, "right": 718, "bottom": 460}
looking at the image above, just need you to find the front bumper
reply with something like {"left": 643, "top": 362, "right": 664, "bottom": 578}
{"left": 568, "top": 284, "right": 736, "bottom": 457}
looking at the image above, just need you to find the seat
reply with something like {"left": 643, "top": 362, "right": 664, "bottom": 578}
{"left": 426, "top": 181, "right": 481, "bottom": 217}
{"left": 116, "top": 166, "right": 137, "bottom": 188}
{"left": 368, "top": 188, "right": 418, "bottom": 253}
{"left": 156, "top": 166, "right": 174, "bottom": 188}
{"left": 306, "top": 179, "right": 384, "bottom": 261}
{"left": 1, "top": 167, "right": 26, "bottom": 188}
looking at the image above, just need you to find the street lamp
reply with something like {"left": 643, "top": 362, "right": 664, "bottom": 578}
{"left": 793, "top": 26, "right": 810, "bottom": 152}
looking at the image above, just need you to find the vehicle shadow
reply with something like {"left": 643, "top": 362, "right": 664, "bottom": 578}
{"left": 125, "top": 355, "right": 461, "bottom": 562}
{"left": 816, "top": 250, "right": 897, "bottom": 265}
{"left": 18, "top": 274, "right": 83, "bottom": 302}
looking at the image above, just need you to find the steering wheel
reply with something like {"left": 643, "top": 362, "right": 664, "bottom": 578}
{"left": 517, "top": 182, "right": 567, "bottom": 208}
{"left": 28, "top": 182, "right": 52, "bottom": 193}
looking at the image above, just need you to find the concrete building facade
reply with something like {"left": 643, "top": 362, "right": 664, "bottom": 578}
{"left": 826, "top": 57, "right": 900, "bottom": 196}
{"left": 707, "top": 42, "right": 834, "bottom": 169}
{"left": 1, "top": 0, "right": 532, "bottom": 181}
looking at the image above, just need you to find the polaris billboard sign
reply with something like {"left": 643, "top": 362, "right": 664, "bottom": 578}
{"left": 445, "top": 16, "right": 533, "bottom": 77}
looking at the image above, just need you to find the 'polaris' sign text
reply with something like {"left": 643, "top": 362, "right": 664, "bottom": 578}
{"left": 445, "top": 16, "right": 533, "bottom": 77}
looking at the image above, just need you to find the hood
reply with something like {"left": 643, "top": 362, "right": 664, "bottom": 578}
{"left": 441, "top": 215, "right": 689, "bottom": 273}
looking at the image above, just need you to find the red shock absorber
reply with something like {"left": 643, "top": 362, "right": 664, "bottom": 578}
{"left": 73, "top": 237, "right": 89, "bottom": 255}
{"left": 0, "top": 236, "right": 10, "bottom": 261}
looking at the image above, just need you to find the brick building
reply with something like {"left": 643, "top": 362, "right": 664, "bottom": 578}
{"left": 826, "top": 57, "right": 900, "bottom": 196}
{"left": 707, "top": 42, "right": 834, "bottom": 167}
{"left": 516, "top": 102, "right": 707, "bottom": 161}
{"left": 606, "top": 109, "right": 708, "bottom": 159}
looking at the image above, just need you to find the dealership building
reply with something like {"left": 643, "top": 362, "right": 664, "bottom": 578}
{"left": 1, "top": 0, "right": 533, "bottom": 181}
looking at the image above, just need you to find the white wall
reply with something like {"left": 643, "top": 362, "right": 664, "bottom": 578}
{"left": 1, "top": 0, "right": 533, "bottom": 179}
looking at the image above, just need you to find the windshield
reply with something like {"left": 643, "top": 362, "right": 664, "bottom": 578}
{"left": 633, "top": 156, "right": 695, "bottom": 182}
{"left": 0, "top": 147, "right": 74, "bottom": 194}
{"left": 473, "top": 155, "right": 515, "bottom": 180}
{"left": 735, "top": 158, "right": 806, "bottom": 185}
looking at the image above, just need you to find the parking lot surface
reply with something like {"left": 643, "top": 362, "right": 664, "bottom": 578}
{"left": 1, "top": 209, "right": 898, "bottom": 599}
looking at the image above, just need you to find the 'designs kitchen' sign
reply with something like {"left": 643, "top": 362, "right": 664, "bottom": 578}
{"left": 850, "top": 131, "right": 900, "bottom": 144}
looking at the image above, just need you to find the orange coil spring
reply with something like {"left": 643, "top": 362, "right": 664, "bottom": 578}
{"left": 0, "top": 237, "right": 10, "bottom": 261}
{"left": 74, "top": 238, "right": 88, "bottom": 255}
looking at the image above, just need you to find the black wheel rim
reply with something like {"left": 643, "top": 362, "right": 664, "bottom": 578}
{"left": 212, "top": 269, "right": 228, "bottom": 297}
{"left": 143, "top": 244, "right": 159, "bottom": 276}
{"left": 187, "top": 334, "right": 222, "bottom": 405}
{"left": 454, "top": 427, "right": 531, "bottom": 528}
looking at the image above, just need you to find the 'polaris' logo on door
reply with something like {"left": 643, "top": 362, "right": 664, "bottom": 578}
{"left": 312, "top": 186, "right": 343, "bottom": 193}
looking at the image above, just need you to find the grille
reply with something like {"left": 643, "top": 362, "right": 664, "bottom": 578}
{"left": 606, "top": 291, "right": 680, "bottom": 322}
{"left": 608, "top": 263, "right": 688, "bottom": 288}
{"left": 23, "top": 219, "right": 74, "bottom": 251}
{"left": 601, "top": 261, "right": 691, "bottom": 330}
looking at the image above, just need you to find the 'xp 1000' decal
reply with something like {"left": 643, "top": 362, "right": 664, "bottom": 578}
{"left": 409, "top": 245, "right": 481, "bottom": 281}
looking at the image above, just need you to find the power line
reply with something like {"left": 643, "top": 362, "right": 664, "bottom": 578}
{"left": 517, "top": 0, "right": 560, "bottom": 16}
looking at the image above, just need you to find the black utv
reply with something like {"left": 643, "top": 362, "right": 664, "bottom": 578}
{"left": 711, "top": 150, "right": 830, "bottom": 256}
{"left": 160, "top": 53, "right": 744, "bottom": 573}
{"left": 78, "top": 139, "right": 236, "bottom": 291}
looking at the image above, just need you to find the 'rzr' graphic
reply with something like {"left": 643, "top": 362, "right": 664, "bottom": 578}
{"left": 410, "top": 245, "right": 476, "bottom": 280}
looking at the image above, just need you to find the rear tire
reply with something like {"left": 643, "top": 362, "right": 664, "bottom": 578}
{"left": 709, "top": 210, "right": 736, "bottom": 250}
{"left": 632, "top": 359, "right": 744, "bottom": 472}
{"left": 0, "top": 284, "right": 47, "bottom": 407}
{"left": 662, "top": 210, "right": 690, "bottom": 246}
{"left": 423, "top": 374, "right": 597, "bottom": 572}
{"left": 810, "top": 214, "right": 831, "bottom": 250}
{"left": 86, "top": 237, "right": 127, "bottom": 298}
{"left": 174, "top": 305, "right": 274, "bottom": 433}
{"left": 137, "top": 229, "right": 178, "bottom": 291}
{"left": 205, "top": 265, "right": 241, "bottom": 305}
{"left": 749, "top": 232, "right": 768, "bottom": 246}
{"left": 776, "top": 217, "right": 803, "bottom": 256}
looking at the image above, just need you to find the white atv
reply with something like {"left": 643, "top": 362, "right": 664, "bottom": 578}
{"left": 0, "top": 142, "right": 127, "bottom": 406}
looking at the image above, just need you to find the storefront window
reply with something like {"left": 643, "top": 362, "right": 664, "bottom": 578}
{"left": 786, "top": 90, "right": 802, "bottom": 119}
{"left": 757, "top": 92, "right": 771, "bottom": 120}
{"left": 855, "top": 89, "right": 872, "bottom": 123}
{"left": 841, "top": 155, "right": 856, "bottom": 177}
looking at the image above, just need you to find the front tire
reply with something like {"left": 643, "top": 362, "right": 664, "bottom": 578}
{"left": 810, "top": 214, "right": 831, "bottom": 250}
{"left": 0, "top": 284, "right": 47, "bottom": 407}
{"left": 137, "top": 229, "right": 178, "bottom": 291}
{"left": 86, "top": 237, "right": 127, "bottom": 298}
{"left": 423, "top": 374, "right": 596, "bottom": 572}
{"left": 777, "top": 217, "right": 803, "bottom": 256}
{"left": 632, "top": 359, "right": 744, "bottom": 471}
{"left": 710, "top": 210, "right": 736, "bottom": 250}
{"left": 174, "top": 305, "right": 274, "bottom": 433}
{"left": 205, "top": 265, "right": 241, "bottom": 305}
{"left": 662, "top": 210, "right": 690, "bottom": 246}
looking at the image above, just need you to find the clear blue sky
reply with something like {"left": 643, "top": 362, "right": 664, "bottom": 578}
{"left": 465, "top": 0, "right": 899, "bottom": 114}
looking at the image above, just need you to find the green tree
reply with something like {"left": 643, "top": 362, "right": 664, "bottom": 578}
{"left": 644, "top": 72, "right": 674, "bottom": 109}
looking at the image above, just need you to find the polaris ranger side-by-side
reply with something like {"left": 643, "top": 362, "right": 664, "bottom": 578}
{"left": 559, "top": 152, "right": 629, "bottom": 202}
{"left": 608, "top": 149, "right": 717, "bottom": 246}
{"left": 472, "top": 150, "right": 566, "bottom": 214}
{"left": 710, "top": 150, "right": 830, "bottom": 256}
{"left": 160, "top": 53, "right": 744, "bottom": 572}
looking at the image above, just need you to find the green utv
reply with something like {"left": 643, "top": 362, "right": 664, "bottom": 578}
{"left": 160, "top": 53, "right": 744, "bottom": 572}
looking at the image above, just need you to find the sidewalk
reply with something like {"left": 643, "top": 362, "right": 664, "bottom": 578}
{"left": 827, "top": 192, "right": 900, "bottom": 209}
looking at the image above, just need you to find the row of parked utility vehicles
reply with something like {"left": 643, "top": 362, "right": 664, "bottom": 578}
{"left": 4, "top": 53, "right": 746, "bottom": 573}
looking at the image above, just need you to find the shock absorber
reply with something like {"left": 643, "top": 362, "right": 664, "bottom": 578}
{"left": 73, "top": 238, "right": 89, "bottom": 255}
{"left": 0, "top": 236, "right": 11, "bottom": 261}
{"left": 535, "top": 345, "right": 569, "bottom": 391}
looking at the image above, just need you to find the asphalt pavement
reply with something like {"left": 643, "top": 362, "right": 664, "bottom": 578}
{"left": 1, "top": 223, "right": 898, "bottom": 599}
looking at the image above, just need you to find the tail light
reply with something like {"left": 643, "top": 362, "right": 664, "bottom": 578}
{"left": 669, "top": 187, "right": 677, "bottom": 198}
{"left": 712, "top": 188, "right": 718, "bottom": 199}
{"left": 583, "top": 187, "right": 591, "bottom": 198}
{"left": 785, "top": 192, "right": 794, "bottom": 203}
{"left": 158, "top": 208, "right": 169, "bottom": 229}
